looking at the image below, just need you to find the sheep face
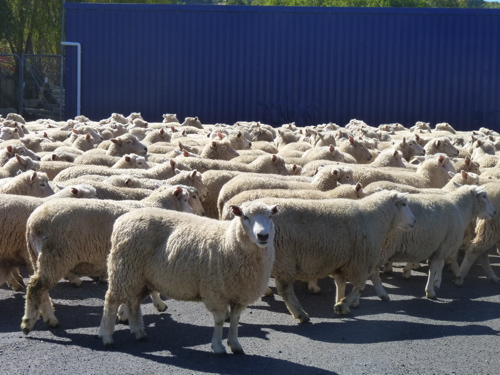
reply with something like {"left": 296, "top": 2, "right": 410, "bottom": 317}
{"left": 230, "top": 202, "right": 278, "bottom": 248}
{"left": 391, "top": 192, "right": 416, "bottom": 231}
{"left": 475, "top": 188, "right": 496, "bottom": 220}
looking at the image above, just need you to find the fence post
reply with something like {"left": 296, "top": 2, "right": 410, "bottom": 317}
{"left": 17, "top": 54, "right": 23, "bottom": 115}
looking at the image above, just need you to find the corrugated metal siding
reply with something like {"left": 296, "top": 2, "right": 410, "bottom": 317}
{"left": 65, "top": 4, "right": 500, "bottom": 130}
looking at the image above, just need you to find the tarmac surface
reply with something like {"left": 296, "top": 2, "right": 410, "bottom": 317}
{"left": 1, "top": 254, "right": 499, "bottom": 375}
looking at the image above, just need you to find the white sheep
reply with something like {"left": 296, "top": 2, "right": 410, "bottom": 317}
{"left": 336, "top": 136, "right": 373, "bottom": 164}
{"left": 242, "top": 190, "right": 414, "bottom": 322}
{"left": 98, "top": 201, "right": 279, "bottom": 354}
{"left": 217, "top": 165, "right": 354, "bottom": 218}
{"left": 0, "top": 143, "right": 40, "bottom": 166}
{"left": 110, "top": 153, "right": 150, "bottom": 169}
{"left": 378, "top": 185, "right": 495, "bottom": 299}
{"left": 21, "top": 184, "right": 195, "bottom": 334}
{"left": 423, "top": 136, "right": 460, "bottom": 157}
{"left": 0, "top": 184, "right": 97, "bottom": 292}
{"left": 0, "top": 171, "right": 54, "bottom": 197}
{"left": 0, "top": 154, "right": 40, "bottom": 179}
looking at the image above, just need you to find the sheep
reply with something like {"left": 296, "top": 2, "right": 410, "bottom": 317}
{"left": 180, "top": 154, "right": 288, "bottom": 175}
{"left": 386, "top": 137, "right": 426, "bottom": 162}
{"left": 369, "top": 148, "right": 406, "bottom": 168}
{"left": 243, "top": 190, "right": 415, "bottom": 322}
{"left": 217, "top": 165, "right": 354, "bottom": 218}
{"left": 102, "top": 133, "right": 148, "bottom": 156}
{"left": 0, "top": 143, "right": 41, "bottom": 166}
{"left": 110, "top": 153, "right": 150, "bottom": 169}
{"left": 351, "top": 154, "right": 455, "bottom": 189}
{"left": 162, "top": 113, "right": 179, "bottom": 123}
{"left": 181, "top": 116, "right": 203, "bottom": 129}
{"left": 98, "top": 201, "right": 278, "bottom": 354}
{"left": 455, "top": 182, "right": 500, "bottom": 286}
{"left": 199, "top": 139, "right": 240, "bottom": 160}
{"left": 336, "top": 136, "right": 373, "bottom": 164}
{"left": 0, "top": 154, "right": 40, "bottom": 179}
{"left": 102, "top": 174, "right": 162, "bottom": 190}
{"left": 38, "top": 160, "right": 76, "bottom": 181}
{"left": 21, "top": 184, "right": 195, "bottom": 334}
{"left": 53, "top": 159, "right": 191, "bottom": 182}
{"left": 423, "top": 137, "right": 460, "bottom": 157}
{"left": 435, "top": 122, "right": 457, "bottom": 134}
{"left": 0, "top": 171, "right": 54, "bottom": 197}
{"left": 283, "top": 144, "right": 347, "bottom": 167}
{"left": 0, "top": 184, "right": 97, "bottom": 292}
{"left": 142, "top": 128, "right": 172, "bottom": 145}
{"left": 377, "top": 185, "right": 495, "bottom": 299}
{"left": 73, "top": 149, "right": 121, "bottom": 167}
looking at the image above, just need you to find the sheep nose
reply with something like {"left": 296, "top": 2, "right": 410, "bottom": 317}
{"left": 257, "top": 233, "right": 269, "bottom": 242}
{"left": 144, "top": 146, "right": 148, "bottom": 152}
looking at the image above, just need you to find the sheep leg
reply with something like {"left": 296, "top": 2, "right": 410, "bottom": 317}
{"left": 99, "top": 293, "right": 120, "bottom": 347}
{"left": 425, "top": 259, "right": 444, "bottom": 299}
{"left": 150, "top": 291, "right": 168, "bottom": 312}
{"left": 65, "top": 272, "right": 83, "bottom": 287}
{"left": 478, "top": 251, "right": 499, "bottom": 284}
{"left": 455, "top": 247, "right": 484, "bottom": 286}
{"left": 275, "top": 278, "right": 310, "bottom": 323}
{"left": 6, "top": 267, "right": 25, "bottom": 291}
{"left": 383, "top": 261, "right": 393, "bottom": 274}
{"left": 211, "top": 309, "right": 228, "bottom": 355}
{"left": 332, "top": 274, "right": 346, "bottom": 303}
{"left": 369, "top": 270, "right": 390, "bottom": 301}
{"left": 306, "top": 279, "right": 321, "bottom": 294}
{"left": 39, "top": 290, "right": 59, "bottom": 328}
{"left": 127, "top": 301, "right": 146, "bottom": 341}
{"left": 21, "top": 275, "right": 52, "bottom": 334}
{"left": 334, "top": 277, "right": 367, "bottom": 316}
{"left": 0, "top": 266, "right": 9, "bottom": 288}
{"left": 445, "top": 250, "right": 460, "bottom": 278}
{"left": 227, "top": 304, "right": 245, "bottom": 355}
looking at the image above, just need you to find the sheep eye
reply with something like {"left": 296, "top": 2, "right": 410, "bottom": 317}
{"left": 401, "top": 203, "right": 407, "bottom": 207}
{"left": 243, "top": 215, "right": 249, "bottom": 221}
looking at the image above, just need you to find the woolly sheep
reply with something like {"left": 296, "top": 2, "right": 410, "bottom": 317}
{"left": 0, "top": 143, "right": 40, "bottom": 166}
{"left": 336, "top": 136, "right": 372, "bottom": 164}
{"left": 0, "top": 171, "right": 54, "bottom": 197}
{"left": 368, "top": 148, "right": 406, "bottom": 168}
{"left": 199, "top": 139, "right": 240, "bottom": 160}
{"left": 217, "top": 165, "right": 354, "bottom": 218}
{"left": 423, "top": 137, "right": 460, "bottom": 157}
{"left": 180, "top": 154, "right": 288, "bottom": 175}
{"left": 455, "top": 182, "right": 500, "bottom": 286}
{"left": 98, "top": 201, "right": 278, "bottom": 354}
{"left": 111, "top": 153, "right": 150, "bottom": 169}
{"left": 246, "top": 190, "right": 415, "bottom": 321}
{"left": 21, "top": 185, "right": 195, "bottom": 333}
{"left": 73, "top": 149, "right": 121, "bottom": 167}
{"left": 0, "top": 154, "right": 40, "bottom": 179}
{"left": 53, "top": 159, "right": 191, "bottom": 182}
{"left": 378, "top": 186, "right": 495, "bottom": 299}
{"left": 103, "top": 133, "right": 148, "bottom": 156}
{"left": 351, "top": 154, "right": 455, "bottom": 189}
{"left": 0, "top": 185, "right": 97, "bottom": 292}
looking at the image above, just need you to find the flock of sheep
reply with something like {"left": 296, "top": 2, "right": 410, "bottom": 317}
{"left": 0, "top": 111, "right": 499, "bottom": 355}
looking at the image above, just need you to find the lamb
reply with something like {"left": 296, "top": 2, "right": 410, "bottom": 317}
{"left": 0, "top": 171, "right": 54, "bottom": 197}
{"left": 377, "top": 186, "right": 495, "bottom": 299}
{"left": 21, "top": 184, "right": 196, "bottom": 334}
{"left": 242, "top": 190, "right": 414, "bottom": 322}
{"left": 217, "top": 165, "right": 355, "bottom": 218}
{"left": 98, "top": 201, "right": 278, "bottom": 354}
{"left": 0, "top": 184, "right": 97, "bottom": 292}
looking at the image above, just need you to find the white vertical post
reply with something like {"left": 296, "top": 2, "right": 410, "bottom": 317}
{"left": 61, "top": 41, "right": 81, "bottom": 117}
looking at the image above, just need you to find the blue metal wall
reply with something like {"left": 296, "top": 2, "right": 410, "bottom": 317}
{"left": 65, "top": 4, "right": 500, "bottom": 130}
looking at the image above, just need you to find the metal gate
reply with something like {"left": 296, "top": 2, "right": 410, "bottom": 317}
{"left": 0, "top": 54, "right": 64, "bottom": 121}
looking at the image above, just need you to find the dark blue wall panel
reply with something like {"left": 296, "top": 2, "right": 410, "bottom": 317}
{"left": 64, "top": 4, "right": 500, "bottom": 130}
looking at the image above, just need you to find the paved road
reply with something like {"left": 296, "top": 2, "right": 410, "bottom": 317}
{"left": 1, "top": 255, "right": 499, "bottom": 375}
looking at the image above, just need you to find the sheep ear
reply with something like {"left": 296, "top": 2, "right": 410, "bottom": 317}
{"left": 393, "top": 150, "right": 399, "bottom": 158}
{"left": 217, "top": 132, "right": 224, "bottom": 140}
{"left": 438, "top": 155, "right": 445, "bottom": 164}
{"left": 461, "top": 170, "right": 468, "bottom": 179}
{"left": 415, "top": 134, "right": 420, "bottom": 141}
{"left": 30, "top": 171, "right": 37, "bottom": 181}
{"left": 124, "top": 156, "right": 131, "bottom": 163}
{"left": 174, "top": 168, "right": 182, "bottom": 175}
{"left": 182, "top": 150, "right": 189, "bottom": 157}
{"left": 230, "top": 205, "right": 243, "bottom": 217}
{"left": 329, "top": 144, "right": 335, "bottom": 152}
{"left": 173, "top": 186, "right": 183, "bottom": 198}
{"left": 71, "top": 187, "right": 79, "bottom": 196}
{"left": 169, "top": 159, "right": 176, "bottom": 168}
{"left": 211, "top": 141, "right": 217, "bottom": 149}
{"left": 15, "top": 153, "right": 22, "bottom": 164}
{"left": 51, "top": 153, "right": 57, "bottom": 161}
{"left": 190, "top": 169, "right": 198, "bottom": 178}
{"left": 270, "top": 205, "right": 279, "bottom": 215}
{"left": 355, "top": 182, "right": 363, "bottom": 192}
{"left": 349, "top": 136, "right": 354, "bottom": 144}
{"left": 272, "top": 154, "right": 277, "bottom": 162}
{"left": 6, "top": 145, "right": 13, "bottom": 154}
{"left": 110, "top": 138, "right": 119, "bottom": 145}
{"left": 465, "top": 156, "right": 471, "bottom": 165}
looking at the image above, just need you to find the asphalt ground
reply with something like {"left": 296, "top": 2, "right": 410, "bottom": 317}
{"left": 1, "top": 253, "right": 499, "bottom": 375}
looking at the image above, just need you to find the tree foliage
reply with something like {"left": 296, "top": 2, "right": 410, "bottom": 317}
{"left": 1, "top": 0, "right": 499, "bottom": 56}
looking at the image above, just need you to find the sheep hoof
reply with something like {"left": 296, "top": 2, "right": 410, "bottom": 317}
{"left": 379, "top": 295, "right": 390, "bottom": 301}
{"left": 425, "top": 292, "right": 437, "bottom": 300}
{"left": 263, "top": 287, "right": 274, "bottom": 297}
{"left": 45, "top": 318, "right": 59, "bottom": 328}
{"left": 231, "top": 348, "right": 245, "bottom": 355}
{"left": 154, "top": 302, "right": 168, "bottom": 312}
{"left": 455, "top": 277, "right": 464, "bottom": 287}
{"left": 101, "top": 338, "right": 115, "bottom": 348}
{"left": 133, "top": 329, "right": 147, "bottom": 341}
{"left": 333, "top": 303, "right": 350, "bottom": 315}
{"left": 298, "top": 314, "right": 310, "bottom": 323}
{"left": 490, "top": 277, "right": 500, "bottom": 285}
{"left": 21, "top": 318, "right": 34, "bottom": 334}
